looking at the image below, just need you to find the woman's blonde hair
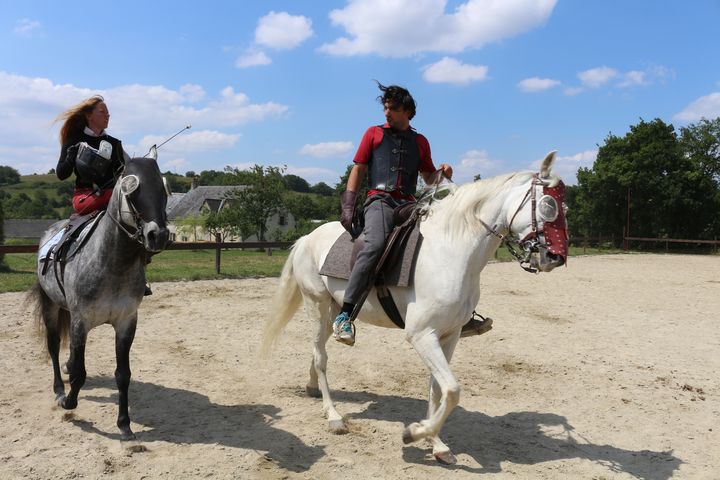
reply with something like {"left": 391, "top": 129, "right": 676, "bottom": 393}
{"left": 55, "top": 95, "right": 105, "bottom": 145}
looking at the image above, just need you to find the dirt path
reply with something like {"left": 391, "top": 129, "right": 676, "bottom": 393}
{"left": 1, "top": 253, "right": 718, "bottom": 479}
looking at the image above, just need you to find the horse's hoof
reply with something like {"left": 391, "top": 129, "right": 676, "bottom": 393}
{"left": 328, "top": 419, "right": 348, "bottom": 434}
{"left": 306, "top": 385, "right": 322, "bottom": 398}
{"left": 402, "top": 427, "right": 415, "bottom": 444}
{"left": 434, "top": 450, "right": 457, "bottom": 465}
{"left": 55, "top": 394, "right": 66, "bottom": 407}
{"left": 60, "top": 397, "right": 77, "bottom": 410}
{"left": 120, "top": 430, "right": 137, "bottom": 442}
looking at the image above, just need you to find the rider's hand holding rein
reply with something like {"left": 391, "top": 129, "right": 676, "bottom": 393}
{"left": 423, "top": 163, "right": 453, "bottom": 185}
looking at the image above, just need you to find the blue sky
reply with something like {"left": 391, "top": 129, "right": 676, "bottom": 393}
{"left": 1, "top": 0, "right": 719, "bottom": 186}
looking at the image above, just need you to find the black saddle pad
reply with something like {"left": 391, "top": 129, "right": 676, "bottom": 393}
{"left": 319, "top": 227, "right": 422, "bottom": 287}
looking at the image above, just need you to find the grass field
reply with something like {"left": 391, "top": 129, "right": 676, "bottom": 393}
{"left": 0, "top": 248, "right": 290, "bottom": 293}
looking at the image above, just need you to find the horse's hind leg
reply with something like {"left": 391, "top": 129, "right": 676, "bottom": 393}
{"left": 44, "top": 305, "right": 68, "bottom": 403}
{"left": 114, "top": 316, "right": 137, "bottom": 441}
{"left": 60, "top": 317, "right": 88, "bottom": 410}
{"left": 305, "top": 298, "right": 347, "bottom": 434}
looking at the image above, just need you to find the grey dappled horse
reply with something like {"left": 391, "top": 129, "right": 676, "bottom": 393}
{"left": 30, "top": 147, "right": 169, "bottom": 440}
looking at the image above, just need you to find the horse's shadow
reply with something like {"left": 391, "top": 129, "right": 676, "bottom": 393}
{"left": 74, "top": 376, "right": 324, "bottom": 473}
{"left": 333, "top": 390, "right": 682, "bottom": 480}
{"left": 73, "top": 378, "right": 681, "bottom": 478}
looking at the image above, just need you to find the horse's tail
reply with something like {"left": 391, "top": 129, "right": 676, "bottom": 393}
{"left": 260, "top": 241, "right": 303, "bottom": 358}
{"left": 28, "top": 281, "right": 70, "bottom": 353}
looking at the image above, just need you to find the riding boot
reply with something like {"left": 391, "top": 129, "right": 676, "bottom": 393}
{"left": 461, "top": 315, "right": 493, "bottom": 337}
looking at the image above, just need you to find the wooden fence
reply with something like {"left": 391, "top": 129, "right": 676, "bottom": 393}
{"left": 624, "top": 236, "right": 720, "bottom": 252}
{"left": 0, "top": 237, "right": 294, "bottom": 274}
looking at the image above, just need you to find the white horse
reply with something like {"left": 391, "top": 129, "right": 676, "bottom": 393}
{"left": 262, "top": 151, "right": 567, "bottom": 464}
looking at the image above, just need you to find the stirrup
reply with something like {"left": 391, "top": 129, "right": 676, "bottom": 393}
{"left": 461, "top": 312, "right": 493, "bottom": 338}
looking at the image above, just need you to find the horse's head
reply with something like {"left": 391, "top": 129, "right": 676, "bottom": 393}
{"left": 116, "top": 146, "right": 170, "bottom": 252}
{"left": 504, "top": 151, "right": 568, "bottom": 273}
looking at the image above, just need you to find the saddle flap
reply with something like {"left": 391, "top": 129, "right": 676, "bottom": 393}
{"left": 38, "top": 211, "right": 104, "bottom": 274}
{"left": 319, "top": 223, "right": 423, "bottom": 287}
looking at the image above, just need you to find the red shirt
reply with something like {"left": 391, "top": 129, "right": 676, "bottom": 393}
{"left": 353, "top": 124, "right": 436, "bottom": 200}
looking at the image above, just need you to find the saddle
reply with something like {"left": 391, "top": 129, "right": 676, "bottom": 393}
{"left": 320, "top": 203, "right": 424, "bottom": 328}
{"left": 39, "top": 211, "right": 104, "bottom": 294}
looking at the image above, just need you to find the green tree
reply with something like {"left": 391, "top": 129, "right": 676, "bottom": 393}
{"left": 680, "top": 117, "right": 720, "bottom": 185}
{"left": 197, "top": 169, "right": 242, "bottom": 186}
{"left": 310, "top": 181, "right": 334, "bottom": 196}
{"left": 335, "top": 164, "right": 367, "bottom": 215}
{"left": 203, "top": 208, "right": 237, "bottom": 242}
{"left": 283, "top": 174, "right": 310, "bottom": 192}
{"left": 0, "top": 166, "right": 21, "bottom": 186}
{"left": 224, "top": 165, "right": 286, "bottom": 241}
{"left": 175, "top": 215, "right": 204, "bottom": 241}
{"left": 573, "top": 118, "right": 719, "bottom": 242}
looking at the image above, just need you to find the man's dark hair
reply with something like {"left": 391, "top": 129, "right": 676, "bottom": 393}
{"left": 376, "top": 81, "right": 416, "bottom": 120}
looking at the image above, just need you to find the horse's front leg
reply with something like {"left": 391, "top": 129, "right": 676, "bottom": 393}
{"left": 426, "top": 331, "right": 461, "bottom": 464}
{"left": 114, "top": 315, "right": 138, "bottom": 441}
{"left": 403, "top": 331, "right": 461, "bottom": 449}
{"left": 305, "top": 299, "right": 347, "bottom": 434}
{"left": 60, "top": 318, "right": 88, "bottom": 410}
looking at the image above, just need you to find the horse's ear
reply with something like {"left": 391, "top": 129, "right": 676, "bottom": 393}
{"left": 147, "top": 145, "right": 157, "bottom": 161}
{"left": 540, "top": 150, "right": 557, "bottom": 178}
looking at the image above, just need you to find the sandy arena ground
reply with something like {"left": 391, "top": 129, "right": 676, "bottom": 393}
{"left": 0, "top": 253, "right": 718, "bottom": 479}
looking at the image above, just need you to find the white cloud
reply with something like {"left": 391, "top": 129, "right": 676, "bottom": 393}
{"left": 422, "top": 57, "right": 489, "bottom": 85}
{"left": 320, "top": 0, "right": 557, "bottom": 57}
{"left": 518, "top": 77, "right": 561, "bottom": 92}
{"left": 553, "top": 149, "right": 597, "bottom": 185}
{"left": 255, "top": 11, "right": 313, "bottom": 50}
{"left": 0, "top": 71, "right": 288, "bottom": 174}
{"left": 454, "top": 149, "right": 501, "bottom": 182}
{"left": 126, "top": 130, "right": 241, "bottom": 159}
{"left": 568, "top": 64, "right": 674, "bottom": 94}
{"left": 299, "top": 141, "right": 354, "bottom": 158}
{"left": 674, "top": 92, "right": 720, "bottom": 122}
{"left": 235, "top": 49, "right": 272, "bottom": 68}
{"left": 179, "top": 84, "right": 206, "bottom": 102}
{"left": 161, "top": 157, "right": 190, "bottom": 173}
{"left": 617, "top": 70, "right": 646, "bottom": 88}
{"left": 14, "top": 18, "right": 40, "bottom": 36}
{"left": 578, "top": 66, "right": 618, "bottom": 88}
{"left": 563, "top": 86, "right": 584, "bottom": 96}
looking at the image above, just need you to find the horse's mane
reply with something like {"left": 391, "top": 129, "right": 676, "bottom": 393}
{"left": 425, "top": 171, "right": 538, "bottom": 239}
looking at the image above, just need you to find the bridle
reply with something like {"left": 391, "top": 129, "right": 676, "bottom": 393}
{"left": 106, "top": 171, "right": 147, "bottom": 247}
{"left": 479, "top": 173, "right": 555, "bottom": 273}
{"left": 106, "top": 168, "right": 170, "bottom": 249}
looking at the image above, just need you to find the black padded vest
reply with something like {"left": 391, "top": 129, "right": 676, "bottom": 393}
{"left": 368, "top": 126, "right": 420, "bottom": 196}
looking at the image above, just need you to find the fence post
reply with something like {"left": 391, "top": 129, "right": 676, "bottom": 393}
{"left": 215, "top": 233, "right": 221, "bottom": 274}
{"left": 267, "top": 247, "right": 273, "bottom": 256}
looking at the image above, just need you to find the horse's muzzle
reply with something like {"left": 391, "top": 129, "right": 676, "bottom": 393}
{"left": 531, "top": 248, "right": 565, "bottom": 272}
{"left": 143, "top": 222, "right": 170, "bottom": 252}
